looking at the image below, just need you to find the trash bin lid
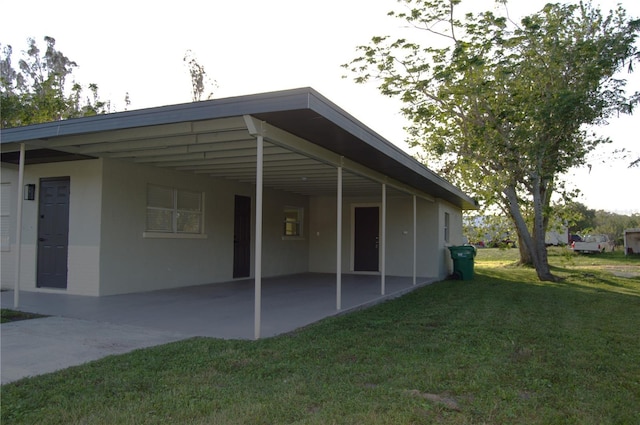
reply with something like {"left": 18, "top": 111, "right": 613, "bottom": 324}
{"left": 448, "top": 245, "right": 476, "bottom": 258}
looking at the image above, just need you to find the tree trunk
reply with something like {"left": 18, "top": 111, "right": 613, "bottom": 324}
{"left": 516, "top": 232, "right": 532, "bottom": 266}
{"left": 503, "top": 185, "right": 558, "bottom": 281}
{"left": 530, "top": 176, "right": 556, "bottom": 281}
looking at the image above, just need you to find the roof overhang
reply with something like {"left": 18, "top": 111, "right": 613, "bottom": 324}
{"left": 0, "top": 87, "right": 477, "bottom": 209}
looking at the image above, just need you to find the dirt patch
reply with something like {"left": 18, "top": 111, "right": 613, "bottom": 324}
{"left": 601, "top": 266, "right": 640, "bottom": 278}
{"left": 404, "top": 389, "right": 462, "bottom": 411}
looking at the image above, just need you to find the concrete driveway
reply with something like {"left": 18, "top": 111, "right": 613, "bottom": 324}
{"left": 1, "top": 273, "right": 434, "bottom": 384}
{"left": 1, "top": 317, "right": 187, "bottom": 384}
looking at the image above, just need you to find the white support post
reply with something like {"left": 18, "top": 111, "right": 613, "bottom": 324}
{"left": 381, "top": 183, "right": 386, "bottom": 295}
{"left": 413, "top": 195, "right": 417, "bottom": 286}
{"left": 336, "top": 167, "right": 343, "bottom": 310}
{"left": 14, "top": 143, "right": 26, "bottom": 309}
{"left": 254, "top": 135, "right": 264, "bottom": 340}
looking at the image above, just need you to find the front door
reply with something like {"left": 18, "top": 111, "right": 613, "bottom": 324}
{"left": 37, "top": 177, "right": 70, "bottom": 289}
{"left": 233, "top": 195, "right": 251, "bottom": 278}
{"left": 353, "top": 206, "right": 379, "bottom": 272}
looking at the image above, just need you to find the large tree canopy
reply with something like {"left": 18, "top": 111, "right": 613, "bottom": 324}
{"left": 345, "top": 0, "right": 639, "bottom": 281}
{"left": 1, "top": 36, "right": 110, "bottom": 128}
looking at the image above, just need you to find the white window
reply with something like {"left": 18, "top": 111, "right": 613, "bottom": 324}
{"left": 444, "top": 212, "right": 450, "bottom": 243}
{"left": 283, "top": 207, "right": 303, "bottom": 238}
{"left": 146, "top": 184, "right": 203, "bottom": 235}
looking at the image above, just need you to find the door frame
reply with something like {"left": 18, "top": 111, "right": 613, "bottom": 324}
{"left": 350, "top": 203, "right": 381, "bottom": 274}
{"left": 233, "top": 194, "right": 252, "bottom": 279}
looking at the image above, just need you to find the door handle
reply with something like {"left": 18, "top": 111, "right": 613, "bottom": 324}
{"left": 38, "top": 238, "right": 46, "bottom": 242}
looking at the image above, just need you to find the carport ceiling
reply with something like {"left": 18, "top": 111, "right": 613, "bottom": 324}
{"left": 0, "top": 88, "right": 476, "bottom": 207}
{"left": 2, "top": 118, "right": 383, "bottom": 197}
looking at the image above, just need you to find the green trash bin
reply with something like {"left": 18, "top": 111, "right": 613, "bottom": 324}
{"left": 448, "top": 245, "right": 476, "bottom": 280}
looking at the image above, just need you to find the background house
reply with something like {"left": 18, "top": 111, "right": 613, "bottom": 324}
{"left": 1, "top": 88, "right": 476, "bottom": 297}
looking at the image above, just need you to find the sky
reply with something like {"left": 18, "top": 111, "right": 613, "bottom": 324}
{"left": 2, "top": 0, "right": 639, "bottom": 214}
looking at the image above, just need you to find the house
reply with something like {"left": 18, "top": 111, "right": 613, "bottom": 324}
{"left": 1, "top": 88, "right": 476, "bottom": 336}
{"left": 624, "top": 229, "right": 640, "bottom": 255}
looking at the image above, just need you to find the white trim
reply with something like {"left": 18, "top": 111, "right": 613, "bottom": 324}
{"left": 381, "top": 184, "right": 386, "bottom": 295}
{"left": 336, "top": 166, "right": 342, "bottom": 311}
{"left": 14, "top": 143, "right": 25, "bottom": 308}
{"left": 283, "top": 205, "right": 304, "bottom": 238}
{"left": 146, "top": 184, "right": 205, "bottom": 235}
{"left": 254, "top": 134, "right": 264, "bottom": 340}
{"left": 413, "top": 195, "right": 417, "bottom": 286}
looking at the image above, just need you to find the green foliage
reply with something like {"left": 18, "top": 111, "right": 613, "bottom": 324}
{"left": 183, "top": 49, "right": 216, "bottom": 102}
{"left": 344, "top": 0, "right": 639, "bottom": 280}
{"left": 2, "top": 251, "right": 639, "bottom": 424}
{"left": 0, "top": 309, "right": 46, "bottom": 324}
{"left": 593, "top": 210, "right": 640, "bottom": 245}
{"left": 559, "top": 202, "right": 640, "bottom": 244}
{"left": 0, "top": 36, "right": 110, "bottom": 128}
{"left": 464, "top": 213, "right": 516, "bottom": 246}
{"left": 561, "top": 201, "right": 598, "bottom": 234}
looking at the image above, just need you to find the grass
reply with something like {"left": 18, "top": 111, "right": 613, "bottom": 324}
{"left": 0, "top": 309, "right": 46, "bottom": 324}
{"left": 2, "top": 248, "right": 639, "bottom": 424}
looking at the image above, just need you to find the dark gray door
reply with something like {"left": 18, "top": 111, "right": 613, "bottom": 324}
{"left": 233, "top": 195, "right": 251, "bottom": 278}
{"left": 354, "top": 206, "right": 379, "bottom": 271}
{"left": 37, "top": 177, "right": 70, "bottom": 289}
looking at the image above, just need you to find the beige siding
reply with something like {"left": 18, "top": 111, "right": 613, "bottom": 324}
{"left": 439, "top": 200, "right": 465, "bottom": 278}
{"left": 2, "top": 155, "right": 464, "bottom": 296}
{"left": 308, "top": 193, "right": 448, "bottom": 279}
{"left": 98, "top": 159, "right": 310, "bottom": 295}
{"left": 0, "top": 166, "right": 18, "bottom": 288}
{"left": 1, "top": 159, "right": 103, "bottom": 295}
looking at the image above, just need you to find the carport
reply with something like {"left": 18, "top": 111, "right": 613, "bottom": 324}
{"left": 1, "top": 88, "right": 476, "bottom": 339}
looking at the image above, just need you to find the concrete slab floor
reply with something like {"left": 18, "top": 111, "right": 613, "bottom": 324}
{"left": 1, "top": 273, "right": 435, "bottom": 384}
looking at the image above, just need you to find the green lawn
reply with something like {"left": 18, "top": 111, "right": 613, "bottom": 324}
{"left": 0, "top": 309, "right": 46, "bottom": 324}
{"left": 2, "top": 248, "right": 639, "bottom": 424}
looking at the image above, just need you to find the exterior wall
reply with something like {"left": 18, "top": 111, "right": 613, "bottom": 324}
{"left": 308, "top": 193, "right": 453, "bottom": 279}
{"left": 2, "top": 155, "right": 465, "bottom": 296}
{"left": 1, "top": 165, "right": 19, "bottom": 289}
{"left": 439, "top": 199, "right": 465, "bottom": 277}
{"left": 0, "top": 159, "right": 103, "bottom": 295}
{"left": 98, "top": 159, "right": 309, "bottom": 295}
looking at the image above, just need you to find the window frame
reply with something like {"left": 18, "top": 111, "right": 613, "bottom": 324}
{"left": 282, "top": 206, "right": 304, "bottom": 240}
{"left": 444, "top": 212, "right": 450, "bottom": 243}
{"left": 144, "top": 184, "right": 206, "bottom": 239}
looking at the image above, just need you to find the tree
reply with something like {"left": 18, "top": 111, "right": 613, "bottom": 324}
{"left": 344, "top": 0, "right": 639, "bottom": 281}
{"left": 1, "top": 36, "right": 110, "bottom": 128}
{"left": 563, "top": 202, "right": 596, "bottom": 235}
{"left": 593, "top": 210, "right": 640, "bottom": 245}
{"left": 464, "top": 213, "right": 516, "bottom": 247}
{"left": 183, "top": 50, "right": 217, "bottom": 102}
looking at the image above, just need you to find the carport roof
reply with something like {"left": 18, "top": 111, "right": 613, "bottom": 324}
{"left": 0, "top": 87, "right": 477, "bottom": 209}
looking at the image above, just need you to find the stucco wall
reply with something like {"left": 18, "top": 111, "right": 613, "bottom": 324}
{"left": 0, "top": 159, "right": 103, "bottom": 295}
{"left": 439, "top": 199, "right": 465, "bottom": 277}
{"left": 99, "top": 159, "right": 309, "bottom": 295}
{"left": 1, "top": 165, "right": 19, "bottom": 289}
{"left": 2, "top": 154, "right": 465, "bottom": 295}
{"left": 308, "top": 193, "right": 449, "bottom": 279}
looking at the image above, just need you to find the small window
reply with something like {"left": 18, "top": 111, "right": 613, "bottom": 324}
{"left": 146, "top": 184, "right": 203, "bottom": 234}
{"left": 444, "top": 212, "right": 450, "bottom": 243}
{"left": 283, "top": 207, "right": 303, "bottom": 238}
